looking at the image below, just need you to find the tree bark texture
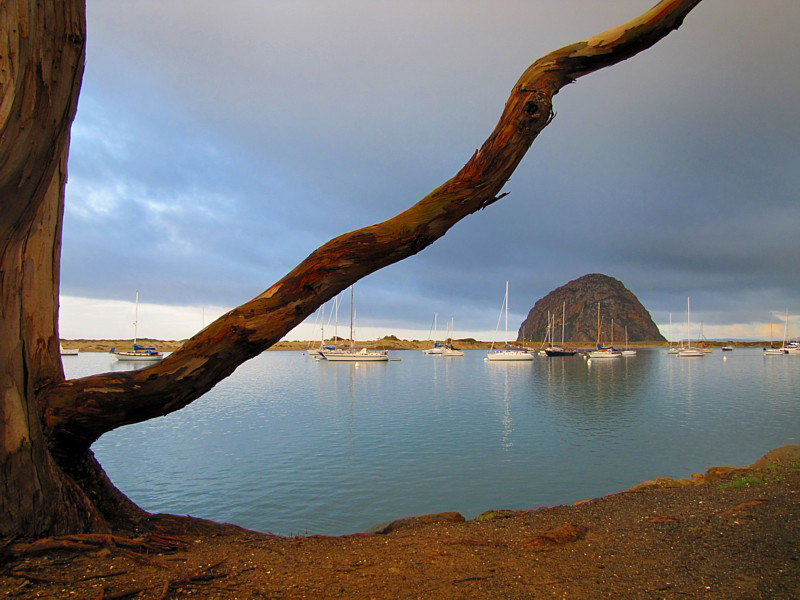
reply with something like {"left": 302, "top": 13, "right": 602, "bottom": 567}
{"left": 0, "top": 1, "right": 136, "bottom": 537}
{"left": 1, "top": 0, "right": 702, "bottom": 538}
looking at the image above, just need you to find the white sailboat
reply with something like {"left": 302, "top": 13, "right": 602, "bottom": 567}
{"left": 112, "top": 291, "right": 164, "bottom": 362}
{"left": 587, "top": 303, "right": 621, "bottom": 359}
{"left": 423, "top": 313, "right": 444, "bottom": 355}
{"left": 486, "top": 282, "right": 533, "bottom": 361}
{"left": 667, "top": 312, "right": 679, "bottom": 354}
{"left": 441, "top": 317, "right": 464, "bottom": 356}
{"left": 785, "top": 314, "right": 799, "bottom": 354}
{"left": 622, "top": 326, "right": 637, "bottom": 356}
{"left": 307, "top": 302, "right": 326, "bottom": 356}
{"left": 677, "top": 297, "right": 704, "bottom": 357}
{"left": 321, "top": 287, "right": 389, "bottom": 362}
{"left": 764, "top": 310, "right": 789, "bottom": 355}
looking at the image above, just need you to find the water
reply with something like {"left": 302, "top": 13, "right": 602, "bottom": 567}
{"left": 63, "top": 349, "right": 799, "bottom": 536}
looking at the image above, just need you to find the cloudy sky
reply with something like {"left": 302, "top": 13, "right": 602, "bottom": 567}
{"left": 59, "top": 0, "right": 800, "bottom": 343}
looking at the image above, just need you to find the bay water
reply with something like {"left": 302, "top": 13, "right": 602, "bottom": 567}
{"left": 64, "top": 349, "right": 799, "bottom": 536}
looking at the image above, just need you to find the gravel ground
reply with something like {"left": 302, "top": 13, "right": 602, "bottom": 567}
{"left": 3, "top": 448, "right": 799, "bottom": 599}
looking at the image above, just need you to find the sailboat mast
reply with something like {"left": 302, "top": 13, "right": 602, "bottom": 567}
{"left": 504, "top": 281, "right": 509, "bottom": 346}
{"left": 783, "top": 309, "right": 789, "bottom": 349}
{"left": 596, "top": 303, "right": 600, "bottom": 347}
{"left": 133, "top": 290, "right": 139, "bottom": 346}
{"left": 687, "top": 297, "right": 691, "bottom": 347}
{"left": 334, "top": 295, "right": 339, "bottom": 345}
{"left": 320, "top": 303, "right": 325, "bottom": 346}
{"left": 669, "top": 312, "right": 673, "bottom": 349}
{"left": 349, "top": 286, "right": 355, "bottom": 350}
{"left": 562, "top": 301, "right": 566, "bottom": 346}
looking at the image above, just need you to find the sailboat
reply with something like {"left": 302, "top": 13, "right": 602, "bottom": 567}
{"left": 307, "top": 302, "right": 326, "bottom": 356}
{"left": 111, "top": 291, "right": 164, "bottom": 361}
{"left": 486, "top": 282, "right": 533, "bottom": 361}
{"left": 441, "top": 317, "right": 464, "bottom": 356}
{"left": 667, "top": 312, "right": 679, "bottom": 354}
{"left": 545, "top": 301, "right": 578, "bottom": 356}
{"left": 537, "top": 312, "right": 552, "bottom": 356}
{"left": 764, "top": 310, "right": 789, "bottom": 355}
{"left": 785, "top": 313, "right": 799, "bottom": 354}
{"left": 698, "top": 322, "right": 713, "bottom": 353}
{"left": 321, "top": 287, "right": 389, "bottom": 362}
{"left": 587, "top": 303, "right": 621, "bottom": 359}
{"left": 423, "top": 313, "right": 444, "bottom": 355}
{"left": 442, "top": 317, "right": 464, "bottom": 356}
{"left": 621, "top": 326, "right": 637, "bottom": 356}
{"left": 677, "top": 297, "right": 704, "bottom": 357}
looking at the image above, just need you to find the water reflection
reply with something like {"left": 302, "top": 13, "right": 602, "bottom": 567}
{"left": 484, "top": 362, "right": 532, "bottom": 451}
{"left": 61, "top": 349, "right": 800, "bottom": 537}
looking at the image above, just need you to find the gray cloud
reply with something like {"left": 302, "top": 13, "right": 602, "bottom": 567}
{"left": 62, "top": 0, "right": 800, "bottom": 338}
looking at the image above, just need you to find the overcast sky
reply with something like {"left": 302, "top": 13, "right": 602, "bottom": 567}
{"left": 59, "top": 0, "right": 800, "bottom": 342}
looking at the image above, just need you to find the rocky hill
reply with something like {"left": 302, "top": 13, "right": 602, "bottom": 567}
{"left": 518, "top": 274, "right": 665, "bottom": 343}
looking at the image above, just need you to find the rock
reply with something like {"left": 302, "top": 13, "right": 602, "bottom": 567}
{"left": 749, "top": 446, "right": 800, "bottom": 469}
{"left": 627, "top": 478, "right": 695, "bottom": 491}
{"left": 367, "top": 512, "right": 466, "bottom": 535}
{"left": 523, "top": 523, "right": 587, "bottom": 547}
{"left": 474, "top": 510, "right": 518, "bottom": 522}
{"left": 703, "top": 467, "right": 749, "bottom": 483}
{"left": 518, "top": 273, "right": 666, "bottom": 343}
{"left": 720, "top": 500, "right": 767, "bottom": 517}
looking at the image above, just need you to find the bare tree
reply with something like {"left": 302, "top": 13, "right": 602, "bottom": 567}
{"left": 0, "top": 0, "right": 702, "bottom": 539}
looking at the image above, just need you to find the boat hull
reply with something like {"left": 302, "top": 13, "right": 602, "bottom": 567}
{"left": 322, "top": 351, "right": 389, "bottom": 362}
{"left": 113, "top": 352, "right": 164, "bottom": 362}
{"left": 486, "top": 351, "right": 533, "bottom": 361}
{"left": 544, "top": 348, "right": 577, "bottom": 357}
{"left": 677, "top": 348, "right": 705, "bottom": 357}
{"left": 442, "top": 349, "right": 464, "bottom": 357}
{"left": 587, "top": 351, "right": 621, "bottom": 359}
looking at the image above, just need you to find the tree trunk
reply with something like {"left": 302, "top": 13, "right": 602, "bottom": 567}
{"left": 1, "top": 0, "right": 703, "bottom": 539}
{"left": 0, "top": 1, "right": 135, "bottom": 537}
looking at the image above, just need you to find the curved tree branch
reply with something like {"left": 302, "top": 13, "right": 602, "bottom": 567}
{"left": 41, "top": 0, "right": 702, "bottom": 454}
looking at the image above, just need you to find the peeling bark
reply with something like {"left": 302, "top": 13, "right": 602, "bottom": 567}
{"left": 0, "top": 1, "right": 103, "bottom": 537}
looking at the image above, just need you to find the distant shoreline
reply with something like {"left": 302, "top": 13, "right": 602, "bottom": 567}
{"left": 60, "top": 338, "right": 772, "bottom": 353}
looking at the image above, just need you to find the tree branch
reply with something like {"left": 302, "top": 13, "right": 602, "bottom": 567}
{"left": 40, "top": 0, "right": 703, "bottom": 452}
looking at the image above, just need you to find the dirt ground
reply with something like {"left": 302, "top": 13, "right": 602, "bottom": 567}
{"left": 2, "top": 447, "right": 799, "bottom": 599}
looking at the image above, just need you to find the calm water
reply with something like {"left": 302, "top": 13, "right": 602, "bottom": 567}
{"left": 64, "top": 349, "right": 799, "bottom": 536}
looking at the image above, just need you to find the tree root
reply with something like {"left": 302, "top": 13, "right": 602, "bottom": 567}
{"left": 6, "top": 532, "right": 188, "bottom": 559}
{"left": 5, "top": 568, "right": 129, "bottom": 584}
